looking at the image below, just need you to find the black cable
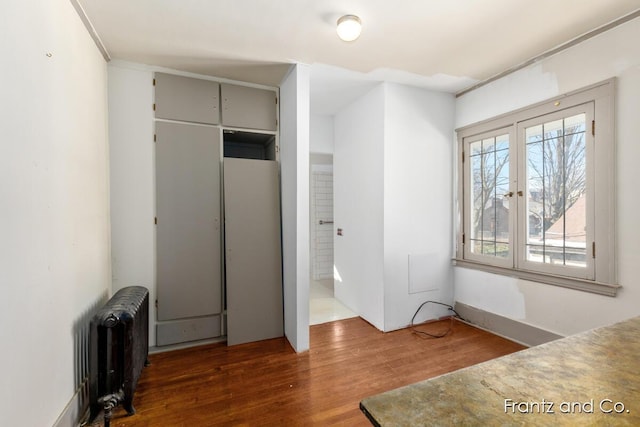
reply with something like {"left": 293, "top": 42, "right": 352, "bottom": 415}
{"left": 410, "top": 300, "right": 467, "bottom": 339}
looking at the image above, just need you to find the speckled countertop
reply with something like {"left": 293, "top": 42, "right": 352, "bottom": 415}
{"left": 360, "top": 316, "right": 640, "bottom": 426}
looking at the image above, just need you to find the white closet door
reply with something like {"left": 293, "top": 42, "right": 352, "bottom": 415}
{"left": 156, "top": 122, "right": 222, "bottom": 322}
{"left": 224, "top": 158, "right": 283, "bottom": 345}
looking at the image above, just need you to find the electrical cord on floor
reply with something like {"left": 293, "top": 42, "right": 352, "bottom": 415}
{"left": 410, "top": 301, "right": 467, "bottom": 339}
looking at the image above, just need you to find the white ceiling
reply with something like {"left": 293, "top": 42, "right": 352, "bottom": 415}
{"left": 79, "top": 0, "right": 639, "bottom": 115}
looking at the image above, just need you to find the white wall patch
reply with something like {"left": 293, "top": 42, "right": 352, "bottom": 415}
{"left": 409, "top": 254, "right": 440, "bottom": 294}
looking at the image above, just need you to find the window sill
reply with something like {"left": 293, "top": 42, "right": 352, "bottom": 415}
{"left": 452, "top": 259, "right": 620, "bottom": 297}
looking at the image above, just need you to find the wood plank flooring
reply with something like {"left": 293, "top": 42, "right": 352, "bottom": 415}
{"left": 93, "top": 318, "right": 525, "bottom": 427}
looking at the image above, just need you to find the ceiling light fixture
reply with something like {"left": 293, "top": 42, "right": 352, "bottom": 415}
{"left": 336, "top": 15, "right": 362, "bottom": 42}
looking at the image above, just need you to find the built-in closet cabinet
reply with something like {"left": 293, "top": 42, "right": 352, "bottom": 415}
{"left": 221, "top": 84, "right": 278, "bottom": 131}
{"left": 224, "top": 158, "right": 283, "bottom": 345}
{"left": 153, "top": 71, "right": 282, "bottom": 347}
{"left": 154, "top": 73, "right": 220, "bottom": 125}
{"left": 155, "top": 122, "right": 222, "bottom": 346}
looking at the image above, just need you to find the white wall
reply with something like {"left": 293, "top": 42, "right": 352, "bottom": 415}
{"left": 0, "top": 0, "right": 110, "bottom": 425}
{"left": 334, "top": 83, "right": 456, "bottom": 331}
{"left": 310, "top": 114, "right": 334, "bottom": 154}
{"left": 334, "top": 85, "right": 386, "bottom": 330}
{"left": 455, "top": 17, "right": 640, "bottom": 336}
{"left": 383, "top": 83, "right": 455, "bottom": 331}
{"left": 280, "top": 64, "right": 311, "bottom": 352}
{"left": 107, "top": 63, "right": 157, "bottom": 344}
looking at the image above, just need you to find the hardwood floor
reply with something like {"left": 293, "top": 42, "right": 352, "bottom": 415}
{"left": 94, "top": 318, "right": 525, "bottom": 427}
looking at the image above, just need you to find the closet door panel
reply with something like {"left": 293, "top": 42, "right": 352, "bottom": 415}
{"left": 221, "top": 84, "right": 277, "bottom": 131}
{"left": 224, "top": 158, "right": 283, "bottom": 345}
{"left": 156, "top": 121, "right": 222, "bottom": 321}
{"left": 155, "top": 72, "right": 220, "bottom": 124}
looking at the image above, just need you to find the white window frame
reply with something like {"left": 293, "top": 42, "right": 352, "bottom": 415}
{"left": 462, "top": 126, "right": 515, "bottom": 269}
{"left": 455, "top": 79, "right": 619, "bottom": 296}
{"left": 516, "top": 103, "right": 595, "bottom": 280}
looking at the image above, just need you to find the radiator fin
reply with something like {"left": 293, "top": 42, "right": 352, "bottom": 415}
{"left": 88, "top": 286, "right": 149, "bottom": 426}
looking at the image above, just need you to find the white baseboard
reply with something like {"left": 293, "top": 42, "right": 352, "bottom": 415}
{"left": 52, "top": 380, "right": 89, "bottom": 427}
{"left": 454, "top": 302, "right": 563, "bottom": 347}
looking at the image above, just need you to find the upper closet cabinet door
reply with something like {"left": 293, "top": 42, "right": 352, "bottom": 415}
{"left": 154, "top": 73, "right": 220, "bottom": 125}
{"left": 221, "top": 84, "right": 277, "bottom": 131}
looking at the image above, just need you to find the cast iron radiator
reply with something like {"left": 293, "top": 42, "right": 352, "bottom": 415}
{"left": 88, "top": 286, "right": 150, "bottom": 426}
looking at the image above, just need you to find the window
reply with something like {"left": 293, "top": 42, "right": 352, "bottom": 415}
{"left": 456, "top": 80, "right": 618, "bottom": 296}
{"left": 465, "top": 128, "right": 514, "bottom": 268}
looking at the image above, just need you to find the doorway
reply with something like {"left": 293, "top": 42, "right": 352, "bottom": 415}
{"left": 309, "top": 161, "right": 356, "bottom": 325}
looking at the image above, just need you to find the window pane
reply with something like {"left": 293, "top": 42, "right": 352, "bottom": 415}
{"left": 544, "top": 119, "right": 563, "bottom": 138}
{"left": 470, "top": 140, "right": 482, "bottom": 156}
{"left": 482, "top": 137, "right": 495, "bottom": 154}
{"left": 483, "top": 242, "right": 496, "bottom": 256}
{"left": 526, "top": 124, "right": 542, "bottom": 144}
{"left": 494, "top": 148, "right": 510, "bottom": 245}
{"left": 470, "top": 152, "right": 483, "bottom": 242}
{"left": 544, "top": 136, "right": 562, "bottom": 243}
{"left": 564, "top": 114, "right": 586, "bottom": 136}
{"left": 525, "top": 114, "right": 586, "bottom": 267}
{"left": 495, "top": 134, "right": 509, "bottom": 151}
{"left": 468, "top": 134, "right": 510, "bottom": 259}
{"left": 526, "top": 140, "right": 544, "bottom": 242}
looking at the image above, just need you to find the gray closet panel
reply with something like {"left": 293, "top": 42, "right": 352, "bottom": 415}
{"left": 221, "top": 84, "right": 277, "bottom": 131}
{"left": 155, "top": 73, "right": 220, "bottom": 125}
{"left": 224, "top": 158, "right": 283, "bottom": 345}
{"left": 156, "top": 315, "right": 221, "bottom": 347}
{"left": 156, "top": 121, "right": 222, "bottom": 322}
